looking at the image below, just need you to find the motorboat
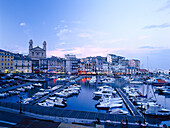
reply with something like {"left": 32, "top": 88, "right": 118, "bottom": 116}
{"left": 147, "top": 78, "right": 168, "bottom": 86}
{"left": 102, "top": 78, "right": 115, "bottom": 84}
{"left": 37, "top": 102, "right": 54, "bottom": 107}
{"left": 22, "top": 98, "right": 33, "bottom": 104}
{"left": 8, "top": 90, "right": 20, "bottom": 95}
{"left": 129, "top": 80, "right": 143, "bottom": 84}
{"left": 70, "top": 84, "right": 81, "bottom": 88}
{"left": 94, "top": 85, "right": 116, "bottom": 98}
{"left": 33, "top": 91, "right": 49, "bottom": 98}
{"left": 24, "top": 85, "right": 34, "bottom": 90}
{"left": 99, "top": 95, "right": 123, "bottom": 104}
{"left": 163, "top": 88, "right": 170, "bottom": 95}
{"left": 17, "top": 87, "right": 25, "bottom": 92}
{"left": 55, "top": 90, "right": 72, "bottom": 98}
{"left": 69, "top": 80, "right": 76, "bottom": 84}
{"left": 0, "top": 92, "right": 9, "bottom": 98}
{"left": 96, "top": 101, "right": 122, "bottom": 110}
{"left": 33, "top": 83, "right": 42, "bottom": 87}
{"left": 89, "top": 76, "right": 96, "bottom": 84}
{"left": 109, "top": 108, "right": 128, "bottom": 115}
{"left": 143, "top": 106, "right": 170, "bottom": 117}
{"left": 45, "top": 97, "right": 66, "bottom": 107}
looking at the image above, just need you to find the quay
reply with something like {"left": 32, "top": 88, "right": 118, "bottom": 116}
{"left": 0, "top": 82, "right": 32, "bottom": 93}
{"left": 116, "top": 88, "right": 143, "bottom": 117}
{"left": 0, "top": 101, "right": 145, "bottom": 125}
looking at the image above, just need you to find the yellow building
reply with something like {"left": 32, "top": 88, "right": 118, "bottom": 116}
{"left": 0, "top": 49, "right": 14, "bottom": 73}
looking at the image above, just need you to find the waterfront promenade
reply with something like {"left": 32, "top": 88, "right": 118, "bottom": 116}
{"left": 0, "top": 103, "right": 160, "bottom": 128}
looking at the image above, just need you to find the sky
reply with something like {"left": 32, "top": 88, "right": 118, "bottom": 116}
{"left": 0, "top": 0, "right": 170, "bottom": 70}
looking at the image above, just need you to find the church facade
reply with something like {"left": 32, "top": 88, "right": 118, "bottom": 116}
{"left": 28, "top": 40, "right": 47, "bottom": 72}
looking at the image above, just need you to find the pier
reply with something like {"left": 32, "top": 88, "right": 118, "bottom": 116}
{"left": 116, "top": 88, "right": 143, "bottom": 117}
{"left": 0, "top": 83, "right": 32, "bottom": 93}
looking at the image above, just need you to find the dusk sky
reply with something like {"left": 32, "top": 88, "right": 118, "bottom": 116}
{"left": 0, "top": 0, "right": 170, "bottom": 70}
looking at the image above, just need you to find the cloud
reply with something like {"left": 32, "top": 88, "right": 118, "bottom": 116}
{"left": 139, "top": 46, "right": 162, "bottom": 49}
{"left": 144, "top": 23, "right": 170, "bottom": 29}
{"left": 60, "top": 20, "right": 65, "bottom": 23}
{"left": 59, "top": 42, "right": 66, "bottom": 45}
{"left": 4, "top": 45, "right": 28, "bottom": 55}
{"left": 72, "top": 20, "right": 81, "bottom": 24}
{"left": 47, "top": 47, "right": 124, "bottom": 58}
{"left": 56, "top": 29, "right": 72, "bottom": 37}
{"left": 78, "top": 33, "right": 92, "bottom": 38}
{"left": 54, "top": 25, "right": 61, "bottom": 30}
{"left": 61, "top": 48, "right": 75, "bottom": 52}
{"left": 139, "top": 46, "right": 156, "bottom": 49}
{"left": 20, "top": 22, "right": 26, "bottom": 26}
{"left": 157, "top": 1, "right": 170, "bottom": 12}
{"left": 138, "top": 36, "right": 149, "bottom": 40}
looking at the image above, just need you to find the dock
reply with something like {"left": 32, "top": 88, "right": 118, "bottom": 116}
{"left": 0, "top": 82, "right": 32, "bottom": 93}
{"left": 116, "top": 88, "right": 143, "bottom": 117}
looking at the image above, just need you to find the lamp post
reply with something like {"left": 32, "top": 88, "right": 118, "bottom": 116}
{"left": 18, "top": 93, "right": 24, "bottom": 114}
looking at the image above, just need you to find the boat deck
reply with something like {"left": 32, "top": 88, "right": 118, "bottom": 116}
{"left": 116, "top": 88, "right": 143, "bottom": 117}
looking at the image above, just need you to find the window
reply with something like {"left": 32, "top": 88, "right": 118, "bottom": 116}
{"left": 8, "top": 63, "right": 9, "bottom": 65}
{"left": 5, "top": 63, "right": 6, "bottom": 65}
{"left": 11, "top": 63, "right": 12, "bottom": 65}
{"left": 1, "top": 63, "right": 3, "bottom": 65}
{"left": 2, "top": 59, "right": 3, "bottom": 61}
{"left": 5, "top": 59, "right": 6, "bottom": 61}
{"left": 11, "top": 59, "right": 13, "bottom": 61}
{"left": 32, "top": 52, "right": 34, "bottom": 56}
{"left": 42, "top": 53, "right": 43, "bottom": 56}
{"left": 8, "top": 59, "right": 9, "bottom": 61}
{"left": 37, "top": 53, "right": 39, "bottom": 55}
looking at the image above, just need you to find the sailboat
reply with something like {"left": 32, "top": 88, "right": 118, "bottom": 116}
{"left": 132, "top": 84, "right": 157, "bottom": 110}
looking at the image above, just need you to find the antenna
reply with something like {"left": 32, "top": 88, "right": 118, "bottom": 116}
{"left": 147, "top": 56, "right": 149, "bottom": 72}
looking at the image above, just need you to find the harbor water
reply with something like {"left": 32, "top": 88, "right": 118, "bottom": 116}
{"left": 0, "top": 76, "right": 170, "bottom": 126}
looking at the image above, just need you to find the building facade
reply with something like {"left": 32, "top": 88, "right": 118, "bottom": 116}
{"left": 13, "top": 54, "right": 32, "bottom": 73}
{"left": 65, "top": 54, "right": 78, "bottom": 74}
{"left": 28, "top": 39, "right": 47, "bottom": 72}
{"left": 48, "top": 56, "right": 66, "bottom": 73}
{"left": 0, "top": 49, "right": 14, "bottom": 73}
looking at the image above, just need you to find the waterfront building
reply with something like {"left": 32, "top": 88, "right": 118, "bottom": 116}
{"left": 28, "top": 39, "right": 46, "bottom": 72}
{"left": 0, "top": 49, "right": 14, "bottom": 73}
{"left": 39, "top": 58, "right": 48, "bottom": 72}
{"left": 65, "top": 54, "right": 78, "bottom": 74}
{"left": 47, "top": 56, "right": 66, "bottom": 73}
{"left": 95, "top": 56, "right": 103, "bottom": 73}
{"left": 125, "top": 59, "right": 140, "bottom": 74}
{"left": 103, "top": 62, "right": 110, "bottom": 73}
{"left": 107, "top": 54, "right": 125, "bottom": 66}
{"left": 13, "top": 54, "right": 32, "bottom": 73}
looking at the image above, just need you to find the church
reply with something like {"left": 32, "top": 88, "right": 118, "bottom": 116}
{"left": 28, "top": 39, "right": 47, "bottom": 72}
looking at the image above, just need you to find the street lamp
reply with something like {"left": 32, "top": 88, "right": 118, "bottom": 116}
{"left": 18, "top": 93, "right": 25, "bottom": 114}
